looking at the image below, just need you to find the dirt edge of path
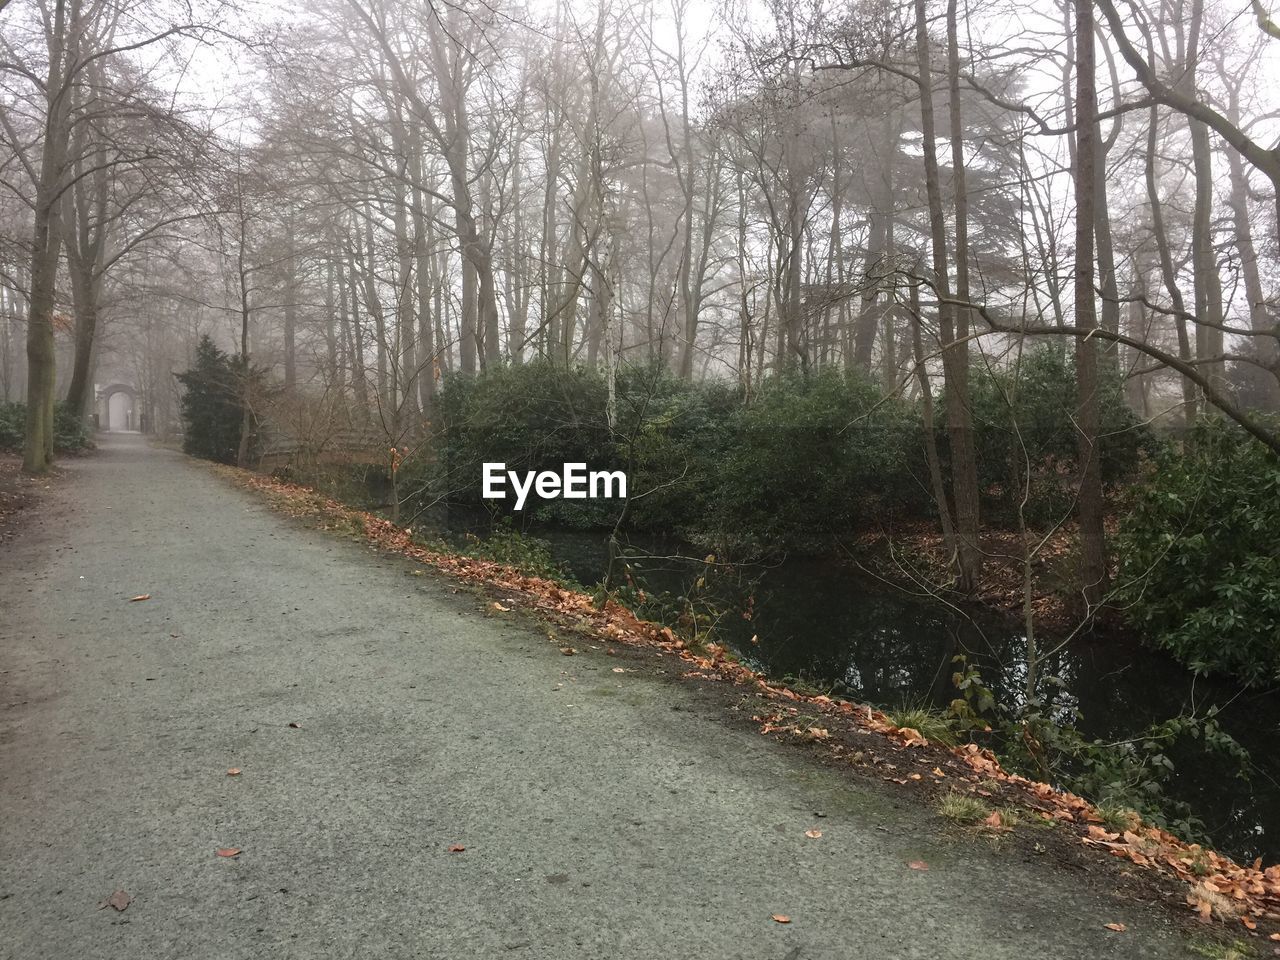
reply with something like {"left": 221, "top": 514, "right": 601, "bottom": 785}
{"left": 208, "top": 458, "right": 1279, "bottom": 952}
{"left": 0, "top": 451, "right": 69, "bottom": 545}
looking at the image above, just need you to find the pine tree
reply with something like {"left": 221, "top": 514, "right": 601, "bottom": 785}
{"left": 177, "top": 336, "right": 248, "bottom": 464}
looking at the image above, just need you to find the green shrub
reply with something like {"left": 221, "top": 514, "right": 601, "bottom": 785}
{"left": 956, "top": 348, "right": 1153, "bottom": 524}
{"left": 0, "top": 401, "right": 92, "bottom": 453}
{"left": 950, "top": 656, "right": 1248, "bottom": 840}
{"left": 426, "top": 361, "right": 616, "bottom": 522}
{"left": 177, "top": 335, "right": 251, "bottom": 464}
{"left": 416, "top": 361, "right": 737, "bottom": 534}
{"left": 0, "top": 401, "right": 23, "bottom": 450}
{"left": 461, "top": 523, "right": 574, "bottom": 584}
{"left": 410, "top": 363, "right": 929, "bottom": 555}
{"left": 1115, "top": 418, "right": 1280, "bottom": 686}
{"left": 706, "top": 369, "right": 926, "bottom": 553}
{"left": 407, "top": 355, "right": 1153, "bottom": 558}
{"left": 611, "top": 363, "right": 738, "bottom": 534}
{"left": 54, "top": 402, "right": 92, "bottom": 451}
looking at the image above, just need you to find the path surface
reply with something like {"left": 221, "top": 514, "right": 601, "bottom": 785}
{"left": 0, "top": 434, "right": 1196, "bottom": 959}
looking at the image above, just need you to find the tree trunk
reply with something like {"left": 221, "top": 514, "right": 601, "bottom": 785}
{"left": 911, "top": 277, "right": 957, "bottom": 560}
{"left": 1190, "top": 117, "right": 1226, "bottom": 391}
{"left": 854, "top": 111, "right": 897, "bottom": 372}
{"left": 932, "top": 0, "right": 982, "bottom": 593}
{"left": 342, "top": 247, "right": 370, "bottom": 419}
{"left": 1145, "top": 105, "right": 1197, "bottom": 424}
{"left": 412, "top": 144, "right": 437, "bottom": 413}
{"left": 235, "top": 211, "right": 253, "bottom": 470}
{"left": 1073, "top": 0, "right": 1108, "bottom": 608}
{"left": 359, "top": 212, "right": 390, "bottom": 413}
{"left": 1224, "top": 93, "right": 1279, "bottom": 409}
{"left": 394, "top": 178, "right": 420, "bottom": 433}
{"left": 63, "top": 72, "right": 106, "bottom": 421}
{"left": 1094, "top": 31, "right": 1124, "bottom": 358}
{"left": 65, "top": 259, "right": 98, "bottom": 419}
{"left": 23, "top": 0, "right": 74, "bottom": 474}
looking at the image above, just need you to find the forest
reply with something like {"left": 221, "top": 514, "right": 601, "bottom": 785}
{"left": 2, "top": 0, "right": 1280, "bottom": 872}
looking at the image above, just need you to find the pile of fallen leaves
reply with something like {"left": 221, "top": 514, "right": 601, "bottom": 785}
{"left": 220, "top": 465, "right": 1280, "bottom": 934}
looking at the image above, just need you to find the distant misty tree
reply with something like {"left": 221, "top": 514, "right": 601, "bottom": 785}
{"left": 177, "top": 336, "right": 251, "bottom": 464}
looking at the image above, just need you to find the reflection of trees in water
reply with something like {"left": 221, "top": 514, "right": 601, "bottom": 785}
{"left": 987, "top": 647, "right": 1081, "bottom": 727}
{"left": 529, "top": 525, "right": 1280, "bottom": 862}
{"left": 745, "top": 587, "right": 953, "bottom": 702}
{"left": 723, "top": 564, "right": 1277, "bottom": 863}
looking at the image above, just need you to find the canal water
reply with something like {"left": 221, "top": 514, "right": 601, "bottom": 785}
{"left": 477, "top": 522, "right": 1280, "bottom": 865}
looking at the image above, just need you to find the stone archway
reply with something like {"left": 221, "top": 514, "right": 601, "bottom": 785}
{"left": 96, "top": 383, "right": 139, "bottom": 432}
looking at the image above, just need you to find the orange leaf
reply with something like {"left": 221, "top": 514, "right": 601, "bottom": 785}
{"left": 804, "top": 829, "right": 822, "bottom": 839}
{"left": 897, "top": 727, "right": 927, "bottom": 747}
{"left": 226, "top": 768, "right": 241, "bottom": 776}
{"left": 216, "top": 848, "right": 241, "bottom": 858}
{"left": 1103, "top": 923, "right": 1127, "bottom": 933}
{"left": 447, "top": 844, "right": 465, "bottom": 853}
{"left": 770, "top": 914, "right": 791, "bottom": 924}
{"left": 908, "top": 860, "right": 929, "bottom": 871}
{"left": 128, "top": 594, "right": 150, "bottom": 602}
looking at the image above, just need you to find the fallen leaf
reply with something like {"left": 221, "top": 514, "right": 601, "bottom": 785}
{"left": 226, "top": 768, "right": 241, "bottom": 776}
{"left": 98, "top": 890, "right": 131, "bottom": 911}
{"left": 447, "top": 844, "right": 466, "bottom": 853}
{"left": 128, "top": 594, "right": 150, "bottom": 602}
{"left": 1242, "top": 916, "right": 1257, "bottom": 931}
{"left": 1103, "top": 922, "right": 1127, "bottom": 933}
{"left": 215, "top": 848, "right": 241, "bottom": 858}
{"left": 492, "top": 602, "right": 509, "bottom": 612}
{"left": 559, "top": 647, "right": 576, "bottom": 656}
{"left": 804, "top": 829, "right": 822, "bottom": 839}
{"left": 611, "top": 667, "right": 627, "bottom": 673}
{"left": 897, "top": 727, "right": 927, "bottom": 747}
{"left": 908, "top": 860, "right": 929, "bottom": 871}
{"left": 1269, "top": 932, "right": 1280, "bottom": 941}
{"left": 770, "top": 914, "right": 791, "bottom": 924}
{"left": 287, "top": 722, "right": 302, "bottom": 729}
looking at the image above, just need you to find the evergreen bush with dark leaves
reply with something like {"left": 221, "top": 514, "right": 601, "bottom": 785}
{"left": 0, "top": 401, "right": 92, "bottom": 453}
{"left": 1115, "top": 418, "right": 1280, "bottom": 686}
{"left": 177, "top": 335, "right": 248, "bottom": 465}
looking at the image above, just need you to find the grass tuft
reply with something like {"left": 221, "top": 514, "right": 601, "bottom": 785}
{"left": 1189, "top": 938, "right": 1256, "bottom": 960}
{"left": 886, "top": 704, "right": 958, "bottom": 747}
{"left": 1096, "top": 801, "right": 1140, "bottom": 834}
{"left": 937, "top": 790, "right": 992, "bottom": 824}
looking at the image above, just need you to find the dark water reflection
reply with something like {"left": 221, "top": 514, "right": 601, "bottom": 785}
{"left": 513, "top": 524, "right": 1280, "bottom": 864}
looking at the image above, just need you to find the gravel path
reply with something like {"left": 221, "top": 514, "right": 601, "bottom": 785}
{"left": 0, "top": 434, "right": 1197, "bottom": 959}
